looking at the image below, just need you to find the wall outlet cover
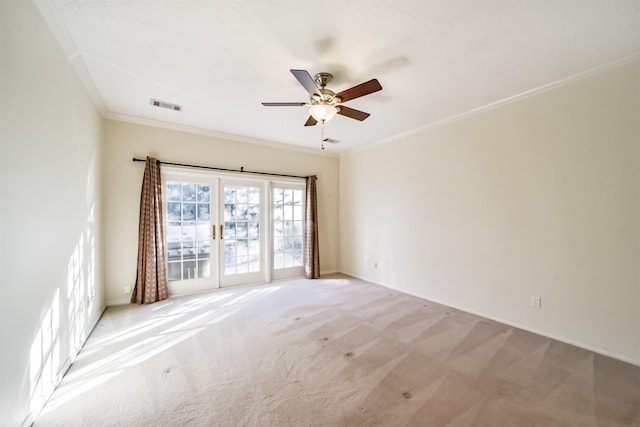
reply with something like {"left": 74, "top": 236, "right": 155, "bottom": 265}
{"left": 531, "top": 296, "right": 541, "bottom": 308}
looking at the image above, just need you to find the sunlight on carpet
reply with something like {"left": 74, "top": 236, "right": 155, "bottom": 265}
{"left": 35, "top": 275, "right": 639, "bottom": 426}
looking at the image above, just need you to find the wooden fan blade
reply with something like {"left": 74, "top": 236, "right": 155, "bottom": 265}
{"left": 291, "top": 69, "right": 319, "bottom": 96}
{"left": 337, "top": 105, "right": 370, "bottom": 121}
{"left": 262, "top": 102, "right": 306, "bottom": 106}
{"left": 335, "top": 79, "right": 382, "bottom": 103}
{"left": 304, "top": 116, "right": 318, "bottom": 126}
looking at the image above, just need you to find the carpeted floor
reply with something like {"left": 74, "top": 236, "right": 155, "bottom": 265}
{"left": 36, "top": 274, "right": 639, "bottom": 426}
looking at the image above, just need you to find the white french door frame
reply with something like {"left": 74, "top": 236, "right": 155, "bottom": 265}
{"left": 270, "top": 180, "right": 306, "bottom": 281}
{"left": 218, "top": 177, "right": 268, "bottom": 288}
{"left": 162, "top": 168, "right": 220, "bottom": 295}
{"left": 162, "top": 167, "right": 305, "bottom": 292}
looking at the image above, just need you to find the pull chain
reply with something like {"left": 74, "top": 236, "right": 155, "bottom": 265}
{"left": 321, "top": 120, "right": 325, "bottom": 150}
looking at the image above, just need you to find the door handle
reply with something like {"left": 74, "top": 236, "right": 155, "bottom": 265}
{"left": 212, "top": 225, "right": 216, "bottom": 240}
{"left": 220, "top": 224, "right": 224, "bottom": 240}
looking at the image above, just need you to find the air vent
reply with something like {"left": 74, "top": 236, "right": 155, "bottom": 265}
{"left": 150, "top": 98, "right": 182, "bottom": 112}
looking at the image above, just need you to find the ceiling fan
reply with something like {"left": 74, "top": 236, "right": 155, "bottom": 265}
{"left": 262, "top": 69, "right": 382, "bottom": 126}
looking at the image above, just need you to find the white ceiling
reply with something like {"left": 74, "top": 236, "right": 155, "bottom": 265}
{"left": 40, "top": 1, "right": 639, "bottom": 152}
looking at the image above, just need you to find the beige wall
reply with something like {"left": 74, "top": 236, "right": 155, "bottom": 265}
{"left": 103, "top": 120, "right": 339, "bottom": 304}
{"left": 0, "top": 2, "right": 104, "bottom": 425}
{"left": 340, "top": 60, "right": 640, "bottom": 364}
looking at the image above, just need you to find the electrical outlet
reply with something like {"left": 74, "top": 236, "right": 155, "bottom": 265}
{"left": 531, "top": 296, "right": 541, "bottom": 308}
{"left": 124, "top": 286, "right": 131, "bottom": 295}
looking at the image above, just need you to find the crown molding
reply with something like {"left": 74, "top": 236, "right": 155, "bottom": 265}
{"left": 103, "top": 112, "right": 339, "bottom": 158}
{"left": 343, "top": 53, "right": 640, "bottom": 157}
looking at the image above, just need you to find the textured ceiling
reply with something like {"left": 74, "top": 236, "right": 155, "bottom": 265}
{"left": 39, "top": 1, "right": 639, "bottom": 152}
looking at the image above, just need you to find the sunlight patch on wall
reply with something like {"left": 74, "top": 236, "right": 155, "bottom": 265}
{"left": 29, "top": 206, "right": 99, "bottom": 420}
{"left": 29, "top": 289, "right": 61, "bottom": 416}
{"left": 67, "top": 205, "right": 97, "bottom": 355}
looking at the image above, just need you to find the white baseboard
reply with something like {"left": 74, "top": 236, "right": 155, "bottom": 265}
{"left": 106, "top": 297, "right": 131, "bottom": 306}
{"left": 341, "top": 272, "right": 640, "bottom": 367}
{"left": 321, "top": 269, "right": 340, "bottom": 276}
{"left": 107, "top": 272, "right": 341, "bottom": 307}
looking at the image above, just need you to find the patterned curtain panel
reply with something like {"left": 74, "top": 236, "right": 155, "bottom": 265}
{"left": 132, "top": 157, "right": 169, "bottom": 304}
{"left": 304, "top": 175, "right": 320, "bottom": 279}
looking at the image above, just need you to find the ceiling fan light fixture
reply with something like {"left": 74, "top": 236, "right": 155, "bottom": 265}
{"left": 309, "top": 104, "right": 338, "bottom": 122}
{"left": 262, "top": 69, "right": 382, "bottom": 127}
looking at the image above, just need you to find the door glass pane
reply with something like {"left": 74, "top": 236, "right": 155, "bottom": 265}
{"left": 182, "top": 241, "right": 195, "bottom": 259}
{"left": 167, "top": 224, "right": 181, "bottom": 242}
{"left": 284, "top": 205, "right": 293, "bottom": 220}
{"left": 224, "top": 222, "right": 236, "bottom": 239}
{"left": 273, "top": 206, "right": 283, "bottom": 221}
{"left": 182, "top": 203, "right": 196, "bottom": 221}
{"left": 166, "top": 180, "right": 212, "bottom": 281}
{"left": 237, "top": 204, "right": 248, "bottom": 221}
{"left": 182, "top": 224, "right": 196, "bottom": 242}
{"left": 237, "top": 239, "right": 248, "bottom": 256}
{"left": 248, "top": 240, "right": 260, "bottom": 255}
{"left": 167, "top": 182, "right": 181, "bottom": 201}
{"left": 236, "top": 187, "right": 248, "bottom": 203}
{"left": 183, "top": 261, "right": 196, "bottom": 280}
{"left": 167, "top": 203, "right": 181, "bottom": 221}
{"left": 224, "top": 204, "right": 236, "bottom": 220}
{"left": 284, "top": 189, "right": 293, "bottom": 204}
{"left": 249, "top": 255, "right": 260, "bottom": 272}
{"left": 224, "top": 240, "right": 236, "bottom": 274}
{"left": 223, "top": 184, "right": 260, "bottom": 276}
{"left": 197, "top": 184, "right": 210, "bottom": 202}
{"left": 167, "top": 242, "right": 181, "bottom": 261}
{"left": 236, "top": 222, "right": 248, "bottom": 238}
{"left": 196, "top": 224, "right": 210, "bottom": 241}
{"left": 224, "top": 187, "right": 235, "bottom": 203}
{"left": 248, "top": 222, "right": 259, "bottom": 239}
{"left": 198, "top": 203, "right": 210, "bottom": 221}
{"left": 273, "top": 187, "right": 304, "bottom": 270}
{"left": 182, "top": 183, "right": 196, "bottom": 201}
{"left": 247, "top": 204, "right": 259, "bottom": 221}
{"left": 293, "top": 205, "right": 302, "bottom": 220}
{"left": 284, "top": 252, "right": 294, "bottom": 268}
{"left": 167, "top": 262, "right": 181, "bottom": 280}
{"left": 198, "top": 240, "right": 210, "bottom": 257}
{"left": 237, "top": 256, "right": 249, "bottom": 273}
{"left": 248, "top": 189, "right": 259, "bottom": 204}
{"left": 197, "top": 259, "right": 210, "bottom": 278}
{"left": 273, "top": 188, "right": 283, "bottom": 204}
{"left": 274, "top": 220, "right": 283, "bottom": 237}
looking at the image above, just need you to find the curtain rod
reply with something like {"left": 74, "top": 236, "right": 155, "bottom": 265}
{"left": 132, "top": 157, "right": 314, "bottom": 180}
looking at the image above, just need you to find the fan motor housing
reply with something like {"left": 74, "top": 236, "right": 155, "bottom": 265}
{"left": 311, "top": 88, "right": 339, "bottom": 106}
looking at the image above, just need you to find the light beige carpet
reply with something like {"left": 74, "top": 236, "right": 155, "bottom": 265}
{"left": 36, "top": 275, "right": 639, "bottom": 426}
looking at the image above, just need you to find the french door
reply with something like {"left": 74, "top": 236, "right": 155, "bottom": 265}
{"left": 163, "top": 170, "right": 266, "bottom": 292}
{"left": 271, "top": 184, "right": 305, "bottom": 280}
{"left": 219, "top": 180, "right": 264, "bottom": 286}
